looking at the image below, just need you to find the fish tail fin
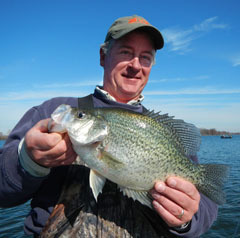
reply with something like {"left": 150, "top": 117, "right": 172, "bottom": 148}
{"left": 198, "top": 164, "right": 229, "bottom": 205}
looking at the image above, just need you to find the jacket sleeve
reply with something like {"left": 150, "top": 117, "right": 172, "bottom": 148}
{"left": 0, "top": 106, "right": 49, "bottom": 207}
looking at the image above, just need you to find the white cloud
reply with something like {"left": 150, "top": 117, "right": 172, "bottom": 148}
{"left": 149, "top": 75, "right": 209, "bottom": 83}
{"left": 232, "top": 56, "right": 240, "bottom": 67}
{"left": 161, "top": 28, "right": 194, "bottom": 53}
{"left": 0, "top": 78, "right": 102, "bottom": 102}
{"left": 34, "top": 79, "right": 102, "bottom": 89}
{"left": 193, "top": 17, "right": 228, "bottom": 32}
{"left": 144, "top": 87, "right": 240, "bottom": 96}
{"left": 0, "top": 89, "right": 92, "bottom": 101}
{"left": 162, "top": 17, "right": 228, "bottom": 53}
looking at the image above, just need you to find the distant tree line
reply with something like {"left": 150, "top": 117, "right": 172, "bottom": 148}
{"left": 200, "top": 128, "right": 240, "bottom": 136}
{"left": 0, "top": 132, "right": 8, "bottom": 140}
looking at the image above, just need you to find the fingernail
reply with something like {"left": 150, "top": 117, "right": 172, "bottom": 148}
{"left": 152, "top": 201, "right": 163, "bottom": 210}
{"left": 156, "top": 183, "right": 165, "bottom": 193}
{"left": 151, "top": 192, "right": 161, "bottom": 200}
{"left": 168, "top": 178, "right": 176, "bottom": 188}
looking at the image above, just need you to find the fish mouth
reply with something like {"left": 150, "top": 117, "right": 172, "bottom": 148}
{"left": 68, "top": 118, "right": 108, "bottom": 146}
{"left": 67, "top": 119, "right": 94, "bottom": 143}
{"left": 48, "top": 119, "right": 67, "bottom": 133}
{"left": 70, "top": 119, "right": 94, "bottom": 134}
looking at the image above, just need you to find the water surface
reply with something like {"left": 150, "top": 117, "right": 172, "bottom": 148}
{"left": 0, "top": 136, "right": 239, "bottom": 237}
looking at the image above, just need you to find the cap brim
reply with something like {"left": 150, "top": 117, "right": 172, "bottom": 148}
{"left": 110, "top": 25, "right": 164, "bottom": 50}
{"left": 137, "top": 26, "right": 164, "bottom": 50}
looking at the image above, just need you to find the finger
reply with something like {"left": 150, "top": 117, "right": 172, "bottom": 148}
{"left": 51, "top": 133, "right": 76, "bottom": 157}
{"left": 52, "top": 138, "right": 77, "bottom": 163}
{"left": 151, "top": 192, "right": 189, "bottom": 221}
{"left": 63, "top": 133, "right": 74, "bottom": 149}
{"left": 35, "top": 148, "right": 76, "bottom": 167}
{"left": 34, "top": 119, "right": 63, "bottom": 148}
{"left": 152, "top": 192, "right": 192, "bottom": 222}
{"left": 152, "top": 200, "right": 183, "bottom": 227}
{"left": 40, "top": 133, "right": 63, "bottom": 151}
{"left": 28, "top": 134, "right": 75, "bottom": 166}
{"left": 30, "top": 135, "right": 66, "bottom": 159}
{"left": 166, "top": 177, "right": 200, "bottom": 201}
{"left": 36, "top": 118, "right": 52, "bottom": 133}
{"left": 154, "top": 181, "right": 193, "bottom": 211}
{"left": 59, "top": 154, "right": 78, "bottom": 166}
{"left": 26, "top": 126, "right": 63, "bottom": 151}
{"left": 43, "top": 135, "right": 77, "bottom": 166}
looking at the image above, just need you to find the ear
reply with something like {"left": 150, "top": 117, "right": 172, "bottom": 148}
{"left": 100, "top": 48, "right": 105, "bottom": 67}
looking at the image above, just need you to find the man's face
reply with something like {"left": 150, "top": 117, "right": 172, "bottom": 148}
{"left": 101, "top": 31, "right": 155, "bottom": 103}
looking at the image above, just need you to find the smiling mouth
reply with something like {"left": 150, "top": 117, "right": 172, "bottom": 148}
{"left": 122, "top": 74, "right": 140, "bottom": 80}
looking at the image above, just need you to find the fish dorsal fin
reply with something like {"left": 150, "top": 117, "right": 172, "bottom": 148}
{"left": 169, "top": 119, "right": 201, "bottom": 156}
{"left": 89, "top": 170, "right": 106, "bottom": 201}
{"left": 144, "top": 110, "right": 201, "bottom": 156}
{"left": 119, "top": 186, "right": 152, "bottom": 209}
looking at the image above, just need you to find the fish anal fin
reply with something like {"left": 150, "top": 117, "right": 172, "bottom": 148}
{"left": 90, "top": 169, "right": 106, "bottom": 201}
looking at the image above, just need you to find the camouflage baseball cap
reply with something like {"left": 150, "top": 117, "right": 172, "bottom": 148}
{"left": 104, "top": 15, "right": 164, "bottom": 50}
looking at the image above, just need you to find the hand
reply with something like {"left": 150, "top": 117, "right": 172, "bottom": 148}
{"left": 150, "top": 177, "right": 200, "bottom": 228}
{"left": 25, "top": 118, "right": 77, "bottom": 168}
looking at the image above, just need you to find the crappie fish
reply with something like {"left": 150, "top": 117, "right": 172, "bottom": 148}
{"left": 49, "top": 104, "right": 228, "bottom": 207}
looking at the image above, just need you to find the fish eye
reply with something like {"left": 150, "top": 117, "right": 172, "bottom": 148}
{"left": 78, "top": 111, "right": 85, "bottom": 118}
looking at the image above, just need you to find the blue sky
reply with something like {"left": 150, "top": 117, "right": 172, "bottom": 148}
{"left": 0, "top": 0, "right": 240, "bottom": 134}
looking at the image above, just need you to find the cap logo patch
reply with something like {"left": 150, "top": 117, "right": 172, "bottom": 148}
{"left": 128, "top": 17, "right": 149, "bottom": 25}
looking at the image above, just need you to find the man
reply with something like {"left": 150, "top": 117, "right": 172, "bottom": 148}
{"left": 0, "top": 15, "right": 218, "bottom": 237}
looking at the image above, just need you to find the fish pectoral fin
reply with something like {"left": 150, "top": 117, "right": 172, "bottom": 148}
{"left": 89, "top": 169, "right": 106, "bottom": 201}
{"left": 101, "top": 151, "right": 124, "bottom": 168}
{"left": 119, "top": 186, "right": 152, "bottom": 209}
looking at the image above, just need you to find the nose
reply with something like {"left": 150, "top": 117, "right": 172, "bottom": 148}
{"left": 129, "top": 56, "right": 142, "bottom": 70}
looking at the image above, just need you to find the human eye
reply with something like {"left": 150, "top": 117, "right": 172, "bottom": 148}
{"left": 140, "top": 54, "right": 153, "bottom": 67}
{"left": 117, "top": 48, "right": 133, "bottom": 60}
{"left": 119, "top": 49, "right": 132, "bottom": 56}
{"left": 141, "top": 55, "right": 151, "bottom": 60}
